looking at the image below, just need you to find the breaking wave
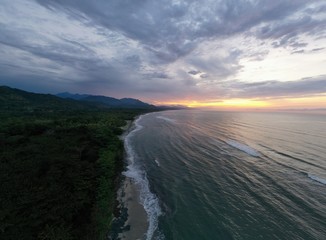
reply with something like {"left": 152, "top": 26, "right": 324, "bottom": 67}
{"left": 155, "top": 158, "right": 160, "bottom": 167}
{"left": 226, "top": 140, "right": 260, "bottom": 157}
{"left": 156, "top": 116, "right": 176, "bottom": 123}
{"left": 308, "top": 174, "right": 326, "bottom": 185}
{"left": 124, "top": 115, "right": 163, "bottom": 239}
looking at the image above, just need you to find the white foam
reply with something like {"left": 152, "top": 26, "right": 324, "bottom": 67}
{"left": 156, "top": 116, "right": 176, "bottom": 123}
{"left": 308, "top": 173, "right": 326, "bottom": 185}
{"left": 124, "top": 115, "right": 163, "bottom": 240}
{"left": 155, "top": 158, "right": 160, "bottom": 167}
{"left": 226, "top": 140, "right": 260, "bottom": 157}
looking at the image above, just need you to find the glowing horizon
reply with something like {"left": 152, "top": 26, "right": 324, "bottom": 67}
{"left": 154, "top": 95, "right": 326, "bottom": 110}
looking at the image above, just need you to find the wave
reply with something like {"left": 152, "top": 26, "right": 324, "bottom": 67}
{"left": 124, "top": 115, "right": 163, "bottom": 240}
{"left": 226, "top": 140, "right": 260, "bottom": 157}
{"left": 308, "top": 173, "right": 326, "bottom": 185}
{"left": 155, "top": 158, "right": 160, "bottom": 167}
{"left": 157, "top": 116, "right": 176, "bottom": 123}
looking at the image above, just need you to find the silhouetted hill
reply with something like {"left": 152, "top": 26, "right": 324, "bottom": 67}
{"left": 120, "top": 98, "right": 154, "bottom": 108}
{"left": 82, "top": 96, "right": 123, "bottom": 106}
{"left": 56, "top": 92, "right": 156, "bottom": 109}
{"left": 0, "top": 86, "right": 102, "bottom": 112}
{"left": 56, "top": 92, "right": 90, "bottom": 100}
{"left": 0, "top": 86, "right": 187, "bottom": 113}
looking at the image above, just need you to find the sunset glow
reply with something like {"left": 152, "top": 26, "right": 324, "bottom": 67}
{"left": 185, "top": 99, "right": 270, "bottom": 109}
{"left": 156, "top": 95, "right": 326, "bottom": 110}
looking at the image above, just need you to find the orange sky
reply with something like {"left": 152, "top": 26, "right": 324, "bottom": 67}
{"left": 154, "top": 95, "right": 326, "bottom": 111}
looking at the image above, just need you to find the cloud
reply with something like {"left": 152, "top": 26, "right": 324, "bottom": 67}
{"left": 35, "top": 0, "right": 318, "bottom": 62}
{"left": 227, "top": 76, "right": 326, "bottom": 99}
{"left": 200, "top": 74, "right": 209, "bottom": 79}
{"left": 0, "top": 0, "right": 325, "bottom": 103}
{"left": 312, "top": 47, "right": 325, "bottom": 52}
{"left": 246, "top": 50, "right": 270, "bottom": 61}
{"left": 145, "top": 72, "right": 169, "bottom": 79}
{"left": 188, "top": 70, "right": 201, "bottom": 75}
{"left": 291, "top": 50, "right": 305, "bottom": 54}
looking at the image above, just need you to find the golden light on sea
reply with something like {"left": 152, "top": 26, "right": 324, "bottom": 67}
{"left": 186, "top": 99, "right": 270, "bottom": 108}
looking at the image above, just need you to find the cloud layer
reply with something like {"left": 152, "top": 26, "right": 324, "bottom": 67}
{"left": 0, "top": 0, "right": 325, "bottom": 103}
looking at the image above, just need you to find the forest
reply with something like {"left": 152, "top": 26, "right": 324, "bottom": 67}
{"left": 0, "top": 86, "right": 150, "bottom": 240}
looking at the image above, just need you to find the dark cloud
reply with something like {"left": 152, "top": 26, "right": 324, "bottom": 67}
{"left": 291, "top": 50, "right": 305, "bottom": 54}
{"left": 256, "top": 13, "right": 326, "bottom": 51}
{"left": 145, "top": 72, "right": 169, "bottom": 79}
{"left": 200, "top": 74, "right": 209, "bottom": 79}
{"left": 257, "top": 16, "right": 315, "bottom": 40}
{"left": 35, "top": 0, "right": 317, "bottom": 63}
{"left": 188, "top": 70, "right": 201, "bottom": 75}
{"left": 227, "top": 76, "right": 326, "bottom": 99}
{"left": 290, "top": 42, "right": 308, "bottom": 49}
{"left": 312, "top": 47, "right": 324, "bottom": 52}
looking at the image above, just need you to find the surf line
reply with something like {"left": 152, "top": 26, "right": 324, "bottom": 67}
{"left": 123, "top": 114, "right": 163, "bottom": 239}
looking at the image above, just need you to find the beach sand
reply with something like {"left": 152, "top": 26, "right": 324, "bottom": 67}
{"left": 117, "top": 177, "right": 148, "bottom": 240}
{"left": 113, "top": 119, "right": 148, "bottom": 240}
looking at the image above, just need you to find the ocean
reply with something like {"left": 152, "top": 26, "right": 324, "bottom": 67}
{"left": 118, "top": 110, "right": 326, "bottom": 240}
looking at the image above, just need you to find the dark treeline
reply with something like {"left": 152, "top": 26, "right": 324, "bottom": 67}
{"left": 0, "top": 87, "right": 152, "bottom": 240}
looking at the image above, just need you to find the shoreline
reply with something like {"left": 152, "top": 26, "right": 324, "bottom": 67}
{"left": 117, "top": 176, "right": 148, "bottom": 240}
{"left": 111, "top": 117, "right": 148, "bottom": 240}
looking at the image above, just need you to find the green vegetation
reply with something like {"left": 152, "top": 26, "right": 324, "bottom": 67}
{"left": 0, "top": 86, "right": 152, "bottom": 240}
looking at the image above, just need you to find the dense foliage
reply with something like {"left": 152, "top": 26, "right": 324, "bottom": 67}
{"left": 0, "top": 110, "right": 144, "bottom": 240}
{"left": 0, "top": 87, "right": 150, "bottom": 240}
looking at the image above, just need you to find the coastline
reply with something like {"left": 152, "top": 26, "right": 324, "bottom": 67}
{"left": 111, "top": 117, "right": 148, "bottom": 240}
{"left": 117, "top": 176, "right": 148, "bottom": 240}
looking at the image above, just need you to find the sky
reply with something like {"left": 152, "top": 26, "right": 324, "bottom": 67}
{"left": 0, "top": 0, "right": 326, "bottom": 109}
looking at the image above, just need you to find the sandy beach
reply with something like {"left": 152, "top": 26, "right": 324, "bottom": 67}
{"left": 116, "top": 177, "right": 148, "bottom": 240}
{"left": 113, "top": 119, "right": 148, "bottom": 240}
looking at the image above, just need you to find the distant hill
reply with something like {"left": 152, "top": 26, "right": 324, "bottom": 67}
{"left": 56, "top": 92, "right": 157, "bottom": 109}
{"left": 0, "top": 86, "right": 102, "bottom": 113}
{"left": 56, "top": 92, "right": 90, "bottom": 100}
{"left": 0, "top": 86, "right": 188, "bottom": 113}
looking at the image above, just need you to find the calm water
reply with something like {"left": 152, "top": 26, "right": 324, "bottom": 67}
{"left": 124, "top": 110, "right": 326, "bottom": 240}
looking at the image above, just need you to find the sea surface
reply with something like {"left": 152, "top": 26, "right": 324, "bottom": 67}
{"left": 123, "top": 110, "right": 326, "bottom": 240}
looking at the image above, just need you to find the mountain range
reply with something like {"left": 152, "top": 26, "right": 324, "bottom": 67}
{"left": 0, "top": 86, "right": 187, "bottom": 112}
{"left": 56, "top": 92, "right": 156, "bottom": 109}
